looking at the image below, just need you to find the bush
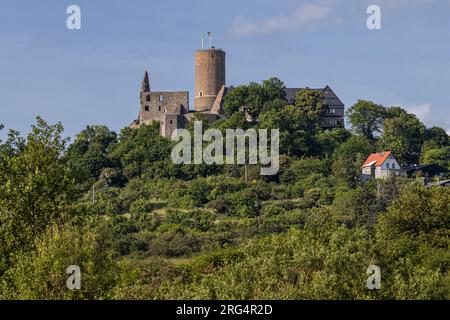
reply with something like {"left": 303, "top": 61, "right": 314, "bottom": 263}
{"left": 0, "top": 222, "right": 117, "bottom": 299}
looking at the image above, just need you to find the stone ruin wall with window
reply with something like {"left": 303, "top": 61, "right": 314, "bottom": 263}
{"left": 137, "top": 90, "right": 189, "bottom": 137}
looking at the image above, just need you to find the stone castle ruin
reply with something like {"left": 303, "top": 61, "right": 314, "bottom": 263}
{"left": 131, "top": 44, "right": 345, "bottom": 137}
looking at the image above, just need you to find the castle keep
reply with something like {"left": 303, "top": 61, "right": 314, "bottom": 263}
{"left": 195, "top": 48, "right": 226, "bottom": 112}
{"left": 131, "top": 44, "right": 345, "bottom": 137}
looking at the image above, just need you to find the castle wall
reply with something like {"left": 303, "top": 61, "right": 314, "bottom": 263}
{"left": 140, "top": 91, "right": 188, "bottom": 120}
{"left": 139, "top": 90, "right": 189, "bottom": 137}
{"left": 161, "top": 114, "right": 188, "bottom": 138}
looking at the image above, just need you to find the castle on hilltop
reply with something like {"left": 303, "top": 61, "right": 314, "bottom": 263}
{"left": 131, "top": 44, "right": 345, "bottom": 137}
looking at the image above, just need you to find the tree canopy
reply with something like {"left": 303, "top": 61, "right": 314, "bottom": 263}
{"left": 0, "top": 80, "right": 448, "bottom": 300}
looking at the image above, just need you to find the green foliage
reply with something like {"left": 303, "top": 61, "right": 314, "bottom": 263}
{"left": 109, "top": 123, "right": 172, "bottom": 179}
{"left": 66, "top": 125, "right": 117, "bottom": 185}
{"left": 421, "top": 146, "right": 450, "bottom": 170}
{"left": 114, "top": 214, "right": 376, "bottom": 299}
{"left": 2, "top": 83, "right": 450, "bottom": 300}
{"left": 293, "top": 88, "right": 328, "bottom": 116}
{"left": 259, "top": 105, "right": 319, "bottom": 156}
{"left": 0, "top": 221, "right": 117, "bottom": 299}
{"left": 280, "top": 157, "right": 330, "bottom": 184}
{"left": 0, "top": 117, "right": 76, "bottom": 273}
{"left": 346, "top": 100, "right": 385, "bottom": 140}
{"left": 332, "top": 135, "right": 374, "bottom": 186}
{"left": 423, "top": 126, "right": 449, "bottom": 149}
{"left": 316, "top": 128, "right": 351, "bottom": 158}
{"left": 375, "top": 185, "right": 450, "bottom": 299}
{"left": 376, "top": 185, "right": 449, "bottom": 248}
{"left": 223, "top": 77, "right": 286, "bottom": 121}
{"left": 379, "top": 108, "right": 426, "bottom": 165}
{"left": 331, "top": 185, "right": 378, "bottom": 227}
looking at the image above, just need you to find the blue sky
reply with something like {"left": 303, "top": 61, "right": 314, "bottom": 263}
{"left": 1, "top": 0, "right": 450, "bottom": 140}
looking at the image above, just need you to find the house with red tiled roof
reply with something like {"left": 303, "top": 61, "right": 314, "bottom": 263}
{"left": 361, "top": 151, "right": 406, "bottom": 181}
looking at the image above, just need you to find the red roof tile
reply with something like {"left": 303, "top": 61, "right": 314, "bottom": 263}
{"left": 362, "top": 151, "right": 392, "bottom": 168}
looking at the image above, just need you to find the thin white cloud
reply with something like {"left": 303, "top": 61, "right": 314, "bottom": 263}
{"left": 407, "top": 104, "right": 432, "bottom": 123}
{"left": 230, "top": 4, "right": 330, "bottom": 37}
{"left": 336, "top": 0, "right": 450, "bottom": 8}
{"left": 407, "top": 104, "right": 450, "bottom": 132}
{"left": 373, "top": 0, "right": 450, "bottom": 7}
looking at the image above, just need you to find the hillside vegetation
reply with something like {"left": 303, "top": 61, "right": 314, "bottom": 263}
{"left": 0, "top": 81, "right": 449, "bottom": 299}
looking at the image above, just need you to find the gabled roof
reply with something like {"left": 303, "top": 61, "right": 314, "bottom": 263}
{"left": 362, "top": 151, "right": 392, "bottom": 168}
{"left": 284, "top": 86, "right": 345, "bottom": 108}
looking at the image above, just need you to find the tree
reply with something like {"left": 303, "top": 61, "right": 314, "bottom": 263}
{"left": 223, "top": 85, "right": 248, "bottom": 116}
{"left": 262, "top": 77, "right": 286, "bottom": 101}
{"left": 109, "top": 123, "right": 172, "bottom": 179}
{"left": 375, "top": 185, "right": 449, "bottom": 299}
{"left": 332, "top": 135, "right": 374, "bottom": 186}
{"left": 260, "top": 98, "right": 288, "bottom": 115}
{"left": 293, "top": 88, "right": 328, "bottom": 118}
{"left": 0, "top": 128, "right": 25, "bottom": 159}
{"left": 223, "top": 78, "right": 286, "bottom": 122}
{"left": 384, "top": 106, "right": 410, "bottom": 119}
{"left": 279, "top": 157, "right": 330, "bottom": 184}
{"left": 316, "top": 128, "right": 352, "bottom": 158}
{"left": 379, "top": 113, "right": 426, "bottom": 166}
{"left": 346, "top": 100, "right": 385, "bottom": 140}
{"left": 259, "top": 105, "right": 319, "bottom": 157}
{"left": 421, "top": 146, "right": 450, "bottom": 170}
{"left": 66, "top": 125, "right": 117, "bottom": 184}
{"left": 214, "top": 112, "right": 248, "bottom": 132}
{"left": 423, "top": 126, "right": 449, "bottom": 148}
{"left": 0, "top": 117, "right": 76, "bottom": 273}
{"left": 1, "top": 222, "right": 117, "bottom": 299}
{"left": 331, "top": 185, "right": 378, "bottom": 227}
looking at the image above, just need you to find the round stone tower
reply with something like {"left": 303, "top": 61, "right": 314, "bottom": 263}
{"left": 194, "top": 47, "right": 225, "bottom": 112}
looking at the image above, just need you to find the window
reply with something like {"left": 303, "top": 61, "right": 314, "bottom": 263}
{"left": 146, "top": 95, "right": 150, "bottom": 102}
{"left": 330, "top": 108, "right": 336, "bottom": 114}
{"left": 164, "top": 107, "right": 167, "bottom": 113}
{"left": 159, "top": 94, "right": 164, "bottom": 102}
{"left": 144, "top": 106, "right": 149, "bottom": 111}
{"left": 158, "top": 106, "right": 161, "bottom": 111}
{"left": 199, "top": 91, "right": 203, "bottom": 97}
{"left": 386, "top": 163, "right": 390, "bottom": 169}
{"left": 170, "top": 120, "right": 173, "bottom": 124}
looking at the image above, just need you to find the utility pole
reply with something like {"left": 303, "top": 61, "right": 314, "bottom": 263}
{"left": 376, "top": 180, "right": 381, "bottom": 200}
{"left": 373, "top": 179, "right": 381, "bottom": 226}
